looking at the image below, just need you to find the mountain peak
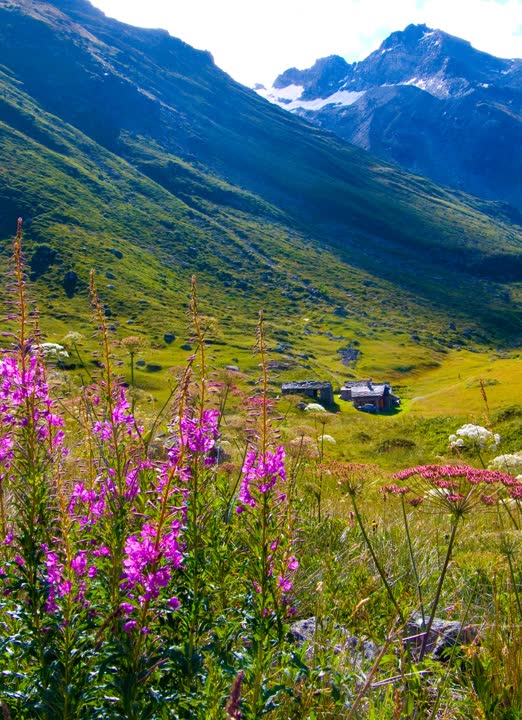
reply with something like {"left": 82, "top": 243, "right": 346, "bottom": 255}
{"left": 258, "top": 24, "right": 521, "bottom": 211}
{"left": 274, "top": 54, "right": 349, "bottom": 92}
{"left": 380, "top": 23, "right": 433, "bottom": 50}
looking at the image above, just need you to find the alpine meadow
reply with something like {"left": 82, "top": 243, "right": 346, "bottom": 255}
{"left": 0, "top": 0, "right": 521, "bottom": 717}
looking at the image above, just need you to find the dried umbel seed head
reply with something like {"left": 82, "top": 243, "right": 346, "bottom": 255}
{"left": 327, "top": 461, "right": 380, "bottom": 496}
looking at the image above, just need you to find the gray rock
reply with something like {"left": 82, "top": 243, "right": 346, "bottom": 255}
{"left": 289, "top": 617, "right": 378, "bottom": 667}
{"left": 404, "top": 614, "right": 478, "bottom": 660}
{"left": 145, "top": 363, "right": 162, "bottom": 373}
{"left": 63, "top": 270, "right": 78, "bottom": 298}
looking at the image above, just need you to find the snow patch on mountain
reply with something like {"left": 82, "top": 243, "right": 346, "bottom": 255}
{"left": 402, "top": 73, "right": 471, "bottom": 98}
{"left": 402, "top": 76, "right": 450, "bottom": 98}
{"left": 256, "top": 85, "right": 366, "bottom": 110}
{"left": 256, "top": 83, "right": 304, "bottom": 103}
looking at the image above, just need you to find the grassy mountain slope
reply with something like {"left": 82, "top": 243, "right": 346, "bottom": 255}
{"left": 0, "top": 0, "right": 520, "bottom": 388}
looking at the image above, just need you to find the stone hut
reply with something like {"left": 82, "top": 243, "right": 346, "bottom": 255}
{"left": 281, "top": 380, "right": 334, "bottom": 405}
{"left": 340, "top": 379, "right": 400, "bottom": 412}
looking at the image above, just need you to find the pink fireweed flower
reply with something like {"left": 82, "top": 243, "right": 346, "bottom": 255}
{"left": 71, "top": 552, "right": 87, "bottom": 577}
{"left": 122, "top": 521, "right": 183, "bottom": 604}
{"left": 238, "top": 446, "right": 286, "bottom": 509}
{"left": 278, "top": 576, "right": 293, "bottom": 593}
{"left": 180, "top": 408, "right": 219, "bottom": 454}
{"left": 120, "top": 602, "right": 135, "bottom": 616}
{"left": 0, "top": 436, "right": 14, "bottom": 466}
{"left": 43, "top": 546, "right": 74, "bottom": 611}
{"left": 92, "top": 387, "right": 140, "bottom": 442}
{"left": 93, "top": 545, "right": 111, "bottom": 558}
{"left": 287, "top": 556, "right": 299, "bottom": 571}
{"left": 112, "top": 388, "right": 135, "bottom": 427}
{"left": 167, "top": 596, "right": 180, "bottom": 610}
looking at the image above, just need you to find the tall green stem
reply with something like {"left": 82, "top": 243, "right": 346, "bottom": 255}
{"left": 419, "top": 515, "right": 460, "bottom": 660}
{"left": 350, "top": 495, "right": 404, "bottom": 621}
{"left": 401, "top": 496, "right": 426, "bottom": 627}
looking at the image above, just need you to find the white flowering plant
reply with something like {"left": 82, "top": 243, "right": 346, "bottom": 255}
{"left": 449, "top": 423, "right": 501, "bottom": 469}
{"left": 449, "top": 424, "right": 500, "bottom": 451}
{"left": 489, "top": 452, "right": 522, "bottom": 477}
{"left": 37, "top": 342, "right": 70, "bottom": 360}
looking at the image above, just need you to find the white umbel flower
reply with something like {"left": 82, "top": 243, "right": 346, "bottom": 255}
{"left": 449, "top": 424, "right": 500, "bottom": 450}
{"left": 489, "top": 452, "right": 522, "bottom": 476}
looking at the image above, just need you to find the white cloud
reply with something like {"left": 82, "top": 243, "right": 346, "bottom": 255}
{"left": 91, "top": 0, "right": 522, "bottom": 87}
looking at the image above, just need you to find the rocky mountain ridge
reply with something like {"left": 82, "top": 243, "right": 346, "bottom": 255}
{"left": 257, "top": 24, "right": 522, "bottom": 210}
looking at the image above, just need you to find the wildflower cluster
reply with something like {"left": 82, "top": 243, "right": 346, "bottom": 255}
{"left": 489, "top": 452, "right": 522, "bottom": 479}
{"left": 449, "top": 423, "right": 500, "bottom": 451}
{"left": 330, "top": 461, "right": 381, "bottom": 496}
{"left": 393, "top": 464, "right": 518, "bottom": 515}
{"left": 0, "top": 354, "right": 64, "bottom": 451}
{"left": 238, "top": 445, "right": 287, "bottom": 508}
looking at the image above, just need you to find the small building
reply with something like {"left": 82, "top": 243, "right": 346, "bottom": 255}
{"left": 340, "top": 379, "right": 400, "bottom": 412}
{"left": 281, "top": 380, "right": 334, "bottom": 405}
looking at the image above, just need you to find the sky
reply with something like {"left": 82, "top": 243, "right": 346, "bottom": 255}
{"left": 90, "top": 0, "right": 522, "bottom": 88}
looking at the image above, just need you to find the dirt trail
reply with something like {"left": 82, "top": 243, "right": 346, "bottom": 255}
{"left": 410, "top": 380, "right": 467, "bottom": 403}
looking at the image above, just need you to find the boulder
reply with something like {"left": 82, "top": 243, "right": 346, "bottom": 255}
{"left": 63, "top": 270, "right": 78, "bottom": 298}
{"left": 404, "top": 614, "right": 478, "bottom": 660}
{"left": 289, "top": 617, "right": 378, "bottom": 667}
{"left": 304, "top": 402, "right": 326, "bottom": 412}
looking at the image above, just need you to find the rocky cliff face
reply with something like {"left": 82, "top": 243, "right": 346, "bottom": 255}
{"left": 258, "top": 24, "right": 522, "bottom": 210}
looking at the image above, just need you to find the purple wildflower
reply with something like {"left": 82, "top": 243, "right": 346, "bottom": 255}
{"left": 180, "top": 408, "right": 219, "bottom": 454}
{"left": 71, "top": 552, "right": 87, "bottom": 577}
{"left": 238, "top": 446, "right": 286, "bottom": 509}
{"left": 278, "top": 576, "right": 293, "bottom": 593}
{"left": 122, "top": 521, "right": 183, "bottom": 604}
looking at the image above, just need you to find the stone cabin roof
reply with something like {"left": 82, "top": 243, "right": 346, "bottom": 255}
{"left": 350, "top": 383, "right": 391, "bottom": 399}
{"left": 281, "top": 381, "right": 332, "bottom": 392}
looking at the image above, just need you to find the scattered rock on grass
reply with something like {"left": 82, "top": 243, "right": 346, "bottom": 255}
{"left": 404, "top": 614, "right": 479, "bottom": 660}
{"left": 305, "top": 403, "right": 326, "bottom": 412}
{"left": 63, "top": 270, "right": 78, "bottom": 298}
{"left": 289, "top": 617, "right": 378, "bottom": 668}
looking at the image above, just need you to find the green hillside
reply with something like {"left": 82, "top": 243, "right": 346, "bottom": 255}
{"left": 0, "top": 0, "right": 520, "bottom": 383}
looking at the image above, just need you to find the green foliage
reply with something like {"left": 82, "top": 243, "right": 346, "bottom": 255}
{"left": 1, "top": 0, "right": 522, "bottom": 367}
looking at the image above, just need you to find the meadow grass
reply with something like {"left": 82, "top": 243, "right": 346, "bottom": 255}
{"left": 1, "top": 227, "right": 522, "bottom": 719}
